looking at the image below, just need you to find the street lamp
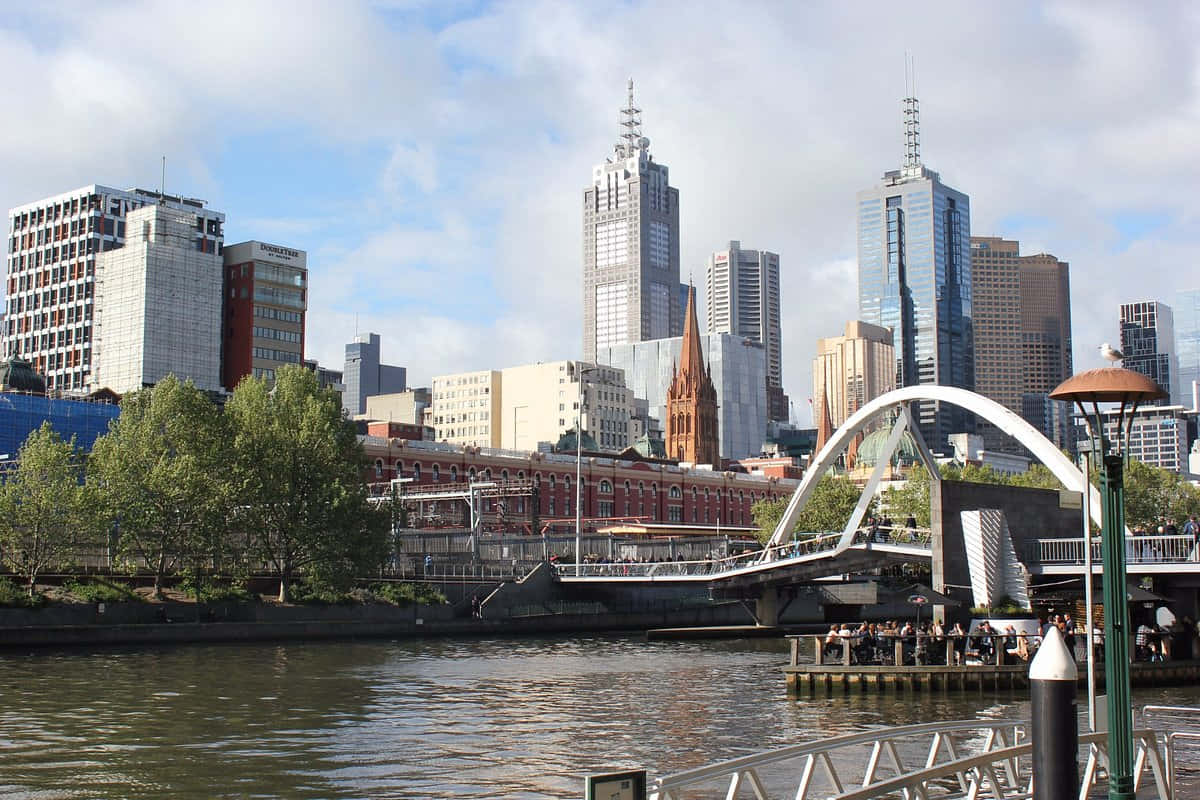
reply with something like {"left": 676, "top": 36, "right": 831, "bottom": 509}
{"left": 574, "top": 363, "right": 601, "bottom": 576}
{"left": 1050, "top": 366, "right": 1165, "bottom": 800}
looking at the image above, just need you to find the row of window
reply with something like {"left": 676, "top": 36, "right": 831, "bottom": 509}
{"left": 253, "top": 326, "right": 301, "bottom": 344}
{"left": 252, "top": 346, "right": 301, "bottom": 363}
{"left": 253, "top": 305, "right": 302, "bottom": 324}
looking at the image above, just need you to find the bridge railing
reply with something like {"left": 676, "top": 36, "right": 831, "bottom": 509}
{"left": 554, "top": 528, "right": 931, "bottom": 579}
{"left": 648, "top": 718, "right": 1170, "bottom": 800}
{"left": 1027, "top": 534, "right": 1197, "bottom": 566}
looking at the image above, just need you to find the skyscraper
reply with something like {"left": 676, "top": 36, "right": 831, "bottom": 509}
{"left": 857, "top": 94, "right": 972, "bottom": 451}
{"left": 5, "top": 185, "right": 224, "bottom": 391}
{"left": 342, "top": 333, "right": 406, "bottom": 417}
{"left": 1176, "top": 288, "right": 1200, "bottom": 408}
{"left": 706, "top": 241, "right": 787, "bottom": 421}
{"left": 813, "top": 320, "right": 896, "bottom": 431}
{"left": 968, "top": 237, "right": 1073, "bottom": 451}
{"left": 582, "top": 80, "right": 681, "bottom": 362}
{"left": 1119, "top": 301, "right": 1175, "bottom": 405}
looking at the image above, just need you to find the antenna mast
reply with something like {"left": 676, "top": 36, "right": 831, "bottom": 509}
{"left": 160, "top": 156, "right": 167, "bottom": 203}
{"left": 619, "top": 78, "right": 644, "bottom": 155}
{"left": 902, "top": 53, "right": 921, "bottom": 178}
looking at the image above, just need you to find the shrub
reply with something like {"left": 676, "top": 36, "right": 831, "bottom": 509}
{"left": 371, "top": 581, "right": 447, "bottom": 607}
{"left": 0, "top": 576, "right": 39, "bottom": 607}
{"left": 291, "top": 579, "right": 353, "bottom": 605}
{"left": 64, "top": 578, "right": 141, "bottom": 604}
{"left": 179, "top": 569, "right": 254, "bottom": 603}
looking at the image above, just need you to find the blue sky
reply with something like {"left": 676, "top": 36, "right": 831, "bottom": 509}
{"left": 2, "top": 1, "right": 1199, "bottom": 422}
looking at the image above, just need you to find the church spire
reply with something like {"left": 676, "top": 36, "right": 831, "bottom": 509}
{"left": 666, "top": 285, "right": 720, "bottom": 465}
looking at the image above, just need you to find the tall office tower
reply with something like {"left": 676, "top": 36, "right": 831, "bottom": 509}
{"left": 706, "top": 241, "right": 787, "bottom": 421}
{"left": 222, "top": 241, "right": 307, "bottom": 389}
{"left": 582, "top": 80, "right": 681, "bottom": 362}
{"left": 968, "top": 237, "right": 1074, "bottom": 451}
{"left": 813, "top": 320, "right": 896, "bottom": 431}
{"left": 342, "top": 333, "right": 407, "bottom": 416}
{"left": 1120, "top": 301, "right": 1175, "bottom": 405}
{"left": 1018, "top": 253, "right": 1073, "bottom": 399}
{"left": 5, "top": 185, "right": 224, "bottom": 392}
{"left": 91, "top": 204, "right": 224, "bottom": 394}
{"left": 665, "top": 286, "right": 719, "bottom": 465}
{"left": 1176, "top": 288, "right": 1200, "bottom": 408}
{"left": 967, "top": 237, "right": 1022, "bottom": 451}
{"left": 857, "top": 94, "right": 972, "bottom": 452}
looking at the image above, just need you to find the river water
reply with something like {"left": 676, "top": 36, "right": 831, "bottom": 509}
{"left": 0, "top": 635, "right": 1196, "bottom": 799}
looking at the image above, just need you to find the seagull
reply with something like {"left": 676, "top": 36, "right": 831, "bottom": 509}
{"left": 1099, "top": 343, "right": 1125, "bottom": 364}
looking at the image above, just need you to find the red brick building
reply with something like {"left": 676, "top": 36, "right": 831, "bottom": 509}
{"left": 360, "top": 437, "right": 796, "bottom": 531}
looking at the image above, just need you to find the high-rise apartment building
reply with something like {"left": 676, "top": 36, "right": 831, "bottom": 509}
{"left": 813, "top": 321, "right": 896, "bottom": 431}
{"left": 342, "top": 333, "right": 406, "bottom": 417}
{"left": 705, "top": 241, "right": 787, "bottom": 421}
{"left": 968, "top": 238, "right": 1073, "bottom": 451}
{"left": 222, "top": 241, "right": 306, "bottom": 389}
{"left": 857, "top": 95, "right": 972, "bottom": 452}
{"left": 5, "top": 185, "right": 224, "bottom": 391}
{"left": 1175, "top": 288, "right": 1200, "bottom": 408}
{"left": 430, "top": 369, "right": 501, "bottom": 448}
{"left": 1120, "top": 301, "right": 1175, "bottom": 405}
{"left": 582, "top": 80, "right": 681, "bottom": 362}
{"left": 91, "top": 204, "right": 224, "bottom": 394}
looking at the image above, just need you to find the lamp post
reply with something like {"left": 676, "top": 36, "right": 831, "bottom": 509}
{"left": 575, "top": 364, "right": 601, "bottom": 576}
{"left": 1050, "top": 366, "right": 1165, "bottom": 800}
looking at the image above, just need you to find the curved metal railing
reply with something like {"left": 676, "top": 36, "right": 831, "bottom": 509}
{"left": 649, "top": 718, "right": 1170, "bottom": 800}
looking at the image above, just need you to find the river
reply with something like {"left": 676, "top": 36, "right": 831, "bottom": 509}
{"left": 0, "top": 635, "right": 1196, "bottom": 798}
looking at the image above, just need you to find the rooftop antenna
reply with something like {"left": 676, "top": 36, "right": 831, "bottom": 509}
{"left": 159, "top": 156, "right": 167, "bottom": 204}
{"left": 902, "top": 53, "right": 921, "bottom": 178}
{"left": 619, "top": 77, "right": 644, "bottom": 155}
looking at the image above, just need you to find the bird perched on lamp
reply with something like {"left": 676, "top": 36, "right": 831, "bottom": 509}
{"left": 1099, "top": 342, "right": 1125, "bottom": 364}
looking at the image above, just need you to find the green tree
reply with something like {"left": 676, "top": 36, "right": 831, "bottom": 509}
{"left": 751, "top": 474, "right": 869, "bottom": 544}
{"left": 1122, "top": 457, "right": 1200, "bottom": 532}
{"left": 0, "top": 423, "right": 89, "bottom": 597}
{"left": 881, "top": 467, "right": 933, "bottom": 529}
{"left": 227, "top": 365, "right": 389, "bottom": 602}
{"left": 89, "top": 376, "right": 229, "bottom": 599}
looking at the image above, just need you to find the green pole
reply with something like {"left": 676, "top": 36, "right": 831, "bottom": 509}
{"left": 1100, "top": 451, "right": 1134, "bottom": 800}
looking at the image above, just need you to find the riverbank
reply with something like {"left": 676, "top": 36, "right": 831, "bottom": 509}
{"left": 0, "top": 598, "right": 771, "bottom": 648}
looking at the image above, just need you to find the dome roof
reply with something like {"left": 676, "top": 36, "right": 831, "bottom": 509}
{"left": 0, "top": 355, "right": 46, "bottom": 395}
{"left": 553, "top": 428, "right": 599, "bottom": 454}
{"left": 1050, "top": 367, "right": 1166, "bottom": 404}
{"left": 854, "top": 427, "right": 921, "bottom": 468}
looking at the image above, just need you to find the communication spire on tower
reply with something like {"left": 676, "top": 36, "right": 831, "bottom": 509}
{"left": 618, "top": 77, "right": 647, "bottom": 157}
{"left": 902, "top": 53, "right": 921, "bottom": 177}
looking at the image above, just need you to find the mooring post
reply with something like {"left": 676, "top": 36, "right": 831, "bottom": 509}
{"left": 814, "top": 635, "right": 824, "bottom": 666}
{"left": 1030, "top": 625, "right": 1079, "bottom": 800}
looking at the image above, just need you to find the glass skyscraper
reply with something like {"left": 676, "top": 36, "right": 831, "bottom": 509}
{"left": 1119, "top": 301, "right": 1175, "bottom": 406}
{"left": 1176, "top": 288, "right": 1200, "bottom": 408}
{"left": 856, "top": 97, "right": 973, "bottom": 452}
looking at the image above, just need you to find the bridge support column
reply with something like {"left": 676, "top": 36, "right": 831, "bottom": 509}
{"left": 755, "top": 587, "right": 779, "bottom": 627}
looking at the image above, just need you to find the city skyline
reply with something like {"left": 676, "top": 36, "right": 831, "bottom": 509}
{"left": 2, "top": 3, "right": 1198, "bottom": 425}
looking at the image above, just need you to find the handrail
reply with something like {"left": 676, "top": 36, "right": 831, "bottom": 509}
{"left": 650, "top": 720, "right": 1170, "bottom": 800}
{"left": 1030, "top": 535, "right": 1198, "bottom": 566}
{"left": 555, "top": 528, "right": 931, "bottom": 581}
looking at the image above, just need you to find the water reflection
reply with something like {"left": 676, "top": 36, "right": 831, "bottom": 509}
{"left": 0, "top": 635, "right": 1195, "bottom": 799}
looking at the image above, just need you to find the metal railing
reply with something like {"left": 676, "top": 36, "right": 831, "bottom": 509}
{"left": 649, "top": 718, "right": 1171, "bottom": 800}
{"left": 1028, "top": 534, "right": 1198, "bottom": 566}
{"left": 1143, "top": 705, "right": 1200, "bottom": 800}
{"left": 554, "top": 529, "right": 931, "bottom": 580}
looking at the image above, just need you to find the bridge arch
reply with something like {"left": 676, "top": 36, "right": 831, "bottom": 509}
{"left": 765, "top": 385, "right": 1102, "bottom": 550}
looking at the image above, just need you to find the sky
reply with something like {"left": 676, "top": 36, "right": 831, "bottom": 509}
{"left": 2, "top": 1, "right": 1198, "bottom": 425}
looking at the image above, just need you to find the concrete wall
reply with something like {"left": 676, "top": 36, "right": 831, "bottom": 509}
{"left": 932, "top": 479, "right": 1082, "bottom": 610}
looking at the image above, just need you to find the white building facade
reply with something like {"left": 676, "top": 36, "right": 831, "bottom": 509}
{"left": 431, "top": 370, "right": 502, "bottom": 448}
{"left": 91, "top": 204, "right": 224, "bottom": 394}
{"left": 499, "top": 360, "right": 635, "bottom": 453}
{"left": 5, "top": 184, "right": 223, "bottom": 391}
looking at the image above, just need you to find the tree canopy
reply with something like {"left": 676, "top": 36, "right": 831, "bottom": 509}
{"left": 0, "top": 423, "right": 89, "bottom": 596}
{"left": 751, "top": 474, "right": 870, "bottom": 544}
{"left": 226, "top": 365, "right": 389, "bottom": 602}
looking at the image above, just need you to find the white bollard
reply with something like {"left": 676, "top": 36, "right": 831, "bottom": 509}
{"left": 1030, "top": 625, "right": 1079, "bottom": 800}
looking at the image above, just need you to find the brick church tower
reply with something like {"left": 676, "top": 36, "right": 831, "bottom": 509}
{"left": 666, "top": 285, "right": 720, "bottom": 465}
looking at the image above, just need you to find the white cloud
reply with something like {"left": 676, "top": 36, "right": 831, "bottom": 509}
{"left": 3, "top": 0, "right": 1199, "bottom": 426}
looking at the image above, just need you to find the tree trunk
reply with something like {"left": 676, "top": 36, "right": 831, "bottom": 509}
{"left": 153, "top": 572, "right": 163, "bottom": 600}
{"left": 26, "top": 572, "right": 36, "bottom": 599}
{"left": 278, "top": 575, "right": 290, "bottom": 604}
